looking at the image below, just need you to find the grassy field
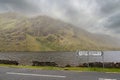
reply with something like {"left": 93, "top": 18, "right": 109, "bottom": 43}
{"left": 0, "top": 64, "right": 120, "bottom": 73}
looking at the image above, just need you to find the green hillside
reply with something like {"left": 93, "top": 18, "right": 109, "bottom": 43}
{"left": 0, "top": 13, "right": 120, "bottom": 51}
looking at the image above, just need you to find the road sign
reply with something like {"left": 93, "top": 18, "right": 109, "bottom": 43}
{"left": 78, "top": 51, "right": 103, "bottom": 56}
{"left": 98, "top": 78, "right": 117, "bottom": 80}
{"left": 89, "top": 51, "right": 103, "bottom": 56}
{"left": 78, "top": 51, "right": 88, "bottom": 56}
{"left": 78, "top": 51, "right": 104, "bottom": 68}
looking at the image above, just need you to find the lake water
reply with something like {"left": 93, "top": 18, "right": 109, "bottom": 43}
{"left": 0, "top": 51, "right": 120, "bottom": 66}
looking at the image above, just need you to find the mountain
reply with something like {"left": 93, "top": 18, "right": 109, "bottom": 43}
{"left": 0, "top": 13, "right": 120, "bottom": 51}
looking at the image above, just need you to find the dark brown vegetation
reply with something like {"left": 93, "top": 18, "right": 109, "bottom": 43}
{"left": 78, "top": 62, "right": 120, "bottom": 68}
{"left": 32, "top": 61, "right": 58, "bottom": 67}
{"left": 0, "top": 60, "right": 18, "bottom": 65}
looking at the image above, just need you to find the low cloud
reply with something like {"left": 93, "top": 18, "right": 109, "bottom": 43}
{"left": 0, "top": 0, "right": 120, "bottom": 37}
{"left": 0, "top": 0, "right": 40, "bottom": 14}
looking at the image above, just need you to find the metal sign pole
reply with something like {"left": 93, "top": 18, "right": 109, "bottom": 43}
{"left": 101, "top": 51, "right": 104, "bottom": 69}
{"left": 78, "top": 51, "right": 103, "bottom": 68}
{"left": 87, "top": 51, "right": 89, "bottom": 68}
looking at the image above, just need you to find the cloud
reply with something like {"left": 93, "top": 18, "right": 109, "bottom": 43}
{"left": 35, "top": 0, "right": 99, "bottom": 30}
{"left": 0, "top": 0, "right": 120, "bottom": 37}
{"left": 96, "top": 0, "right": 120, "bottom": 17}
{"left": 0, "top": 0, "right": 40, "bottom": 14}
{"left": 102, "top": 12, "right": 120, "bottom": 34}
{"left": 94, "top": 0, "right": 120, "bottom": 36}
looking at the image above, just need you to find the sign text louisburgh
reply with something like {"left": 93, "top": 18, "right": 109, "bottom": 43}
{"left": 78, "top": 51, "right": 103, "bottom": 56}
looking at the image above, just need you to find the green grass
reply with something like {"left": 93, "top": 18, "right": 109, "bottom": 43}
{"left": 0, "top": 64, "right": 120, "bottom": 73}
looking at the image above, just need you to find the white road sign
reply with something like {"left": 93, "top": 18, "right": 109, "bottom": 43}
{"left": 78, "top": 51, "right": 103, "bottom": 56}
{"left": 78, "top": 51, "right": 88, "bottom": 56}
{"left": 98, "top": 78, "right": 117, "bottom": 80}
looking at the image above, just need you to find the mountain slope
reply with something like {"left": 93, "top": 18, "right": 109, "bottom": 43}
{"left": 0, "top": 13, "right": 120, "bottom": 51}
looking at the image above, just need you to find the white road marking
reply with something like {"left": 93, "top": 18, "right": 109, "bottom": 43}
{"left": 6, "top": 72, "right": 66, "bottom": 78}
{"left": 105, "top": 72, "right": 120, "bottom": 74}
{"left": 98, "top": 78, "right": 117, "bottom": 80}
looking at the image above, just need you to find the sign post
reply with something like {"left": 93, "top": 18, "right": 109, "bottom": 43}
{"left": 87, "top": 51, "right": 89, "bottom": 68}
{"left": 78, "top": 51, "right": 104, "bottom": 68}
{"left": 101, "top": 51, "right": 104, "bottom": 68}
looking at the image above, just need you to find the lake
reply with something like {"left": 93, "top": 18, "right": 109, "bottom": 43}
{"left": 0, "top": 51, "right": 120, "bottom": 66}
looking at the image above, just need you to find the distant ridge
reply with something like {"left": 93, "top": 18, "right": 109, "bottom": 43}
{"left": 0, "top": 12, "right": 120, "bottom": 51}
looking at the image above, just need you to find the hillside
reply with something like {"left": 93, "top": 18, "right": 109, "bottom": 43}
{"left": 0, "top": 13, "right": 120, "bottom": 51}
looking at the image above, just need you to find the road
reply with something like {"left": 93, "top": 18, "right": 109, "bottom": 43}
{"left": 0, "top": 67, "right": 120, "bottom": 80}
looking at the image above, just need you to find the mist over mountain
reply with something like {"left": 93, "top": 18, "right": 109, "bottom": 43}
{"left": 0, "top": 13, "right": 120, "bottom": 51}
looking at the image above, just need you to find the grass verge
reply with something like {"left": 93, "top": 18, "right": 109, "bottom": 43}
{"left": 0, "top": 64, "right": 120, "bottom": 73}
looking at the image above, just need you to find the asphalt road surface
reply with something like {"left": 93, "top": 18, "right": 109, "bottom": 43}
{"left": 0, "top": 67, "right": 120, "bottom": 80}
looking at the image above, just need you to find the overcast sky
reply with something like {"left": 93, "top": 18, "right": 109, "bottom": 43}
{"left": 0, "top": 0, "right": 120, "bottom": 38}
